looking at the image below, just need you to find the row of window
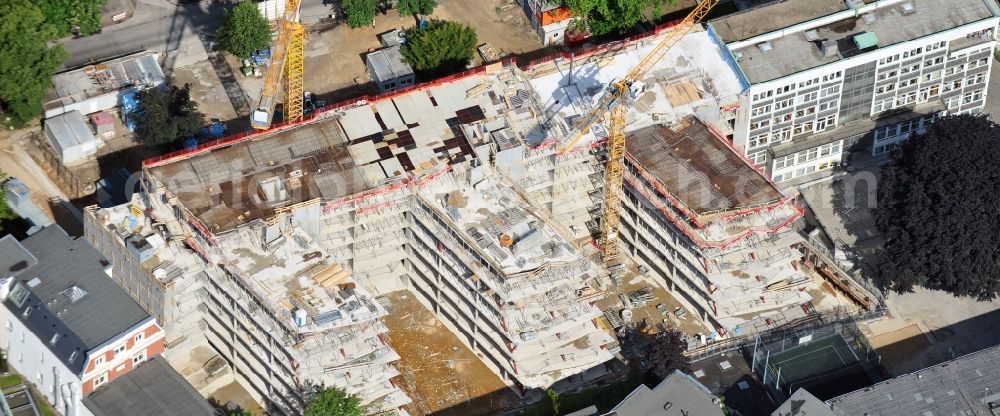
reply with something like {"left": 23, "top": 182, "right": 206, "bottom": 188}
{"left": 773, "top": 141, "right": 843, "bottom": 170}
{"left": 773, "top": 160, "right": 840, "bottom": 182}
{"left": 878, "top": 41, "right": 947, "bottom": 65}
{"left": 874, "top": 114, "right": 941, "bottom": 143}
{"left": 751, "top": 71, "right": 843, "bottom": 102}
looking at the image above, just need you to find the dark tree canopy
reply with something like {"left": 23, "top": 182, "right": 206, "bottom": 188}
{"left": 875, "top": 114, "right": 1000, "bottom": 300}
{"left": 565, "top": 0, "right": 671, "bottom": 36}
{"left": 397, "top": 0, "right": 436, "bottom": 16}
{"left": 400, "top": 20, "right": 477, "bottom": 76}
{"left": 622, "top": 327, "right": 689, "bottom": 381}
{"left": 343, "top": 0, "right": 377, "bottom": 29}
{"left": 215, "top": 1, "right": 271, "bottom": 59}
{"left": 304, "top": 387, "right": 364, "bottom": 416}
{"left": 0, "top": 0, "right": 68, "bottom": 125}
{"left": 38, "top": 0, "right": 107, "bottom": 37}
{"left": 129, "top": 83, "right": 205, "bottom": 145}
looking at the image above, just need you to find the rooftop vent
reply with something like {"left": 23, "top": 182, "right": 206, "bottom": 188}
{"left": 900, "top": 1, "right": 916, "bottom": 15}
{"left": 846, "top": 0, "right": 864, "bottom": 9}
{"left": 62, "top": 285, "right": 88, "bottom": 303}
{"left": 862, "top": 12, "right": 876, "bottom": 24}
{"left": 804, "top": 30, "right": 821, "bottom": 42}
{"left": 757, "top": 41, "right": 774, "bottom": 52}
{"left": 820, "top": 40, "right": 839, "bottom": 58}
{"left": 854, "top": 32, "right": 879, "bottom": 49}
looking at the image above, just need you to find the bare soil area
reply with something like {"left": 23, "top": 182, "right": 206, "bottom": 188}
{"left": 383, "top": 291, "right": 522, "bottom": 416}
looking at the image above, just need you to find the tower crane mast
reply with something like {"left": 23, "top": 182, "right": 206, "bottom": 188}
{"left": 557, "top": 0, "right": 720, "bottom": 264}
{"left": 251, "top": 0, "right": 306, "bottom": 130}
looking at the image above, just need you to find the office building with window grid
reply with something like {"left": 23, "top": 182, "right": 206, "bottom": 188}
{"left": 709, "top": 0, "right": 1000, "bottom": 183}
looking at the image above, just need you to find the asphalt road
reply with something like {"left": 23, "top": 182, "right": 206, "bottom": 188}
{"left": 61, "top": 0, "right": 338, "bottom": 68}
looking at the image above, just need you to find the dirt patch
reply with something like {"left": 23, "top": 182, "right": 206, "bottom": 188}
{"left": 208, "top": 380, "right": 266, "bottom": 415}
{"left": 304, "top": 0, "right": 546, "bottom": 102}
{"left": 172, "top": 60, "right": 239, "bottom": 122}
{"left": 868, "top": 324, "right": 931, "bottom": 370}
{"left": 383, "top": 291, "right": 521, "bottom": 415}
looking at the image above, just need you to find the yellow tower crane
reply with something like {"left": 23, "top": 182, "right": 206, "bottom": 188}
{"left": 557, "top": 0, "right": 720, "bottom": 264}
{"left": 251, "top": 0, "right": 306, "bottom": 130}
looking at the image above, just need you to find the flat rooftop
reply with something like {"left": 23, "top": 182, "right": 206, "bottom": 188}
{"left": 626, "top": 118, "right": 784, "bottom": 215}
{"left": 526, "top": 28, "right": 744, "bottom": 148}
{"left": 719, "top": 0, "right": 998, "bottom": 83}
{"left": 83, "top": 358, "right": 215, "bottom": 416}
{"left": 827, "top": 344, "right": 1000, "bottom": 415}
{"left": 710, "top": 0, "right": 848, "bottom": 43}
{"left": 148, "top": 119, "right": 369, "bottom": 233}
{"left": 337, "top": 70, "right": 507, "bottom": 184}
{"left": 219, "top": 225, "right": 385, "bottom": 334}
{"left": 48, "top": 52, "right": 164, "bottom": 104}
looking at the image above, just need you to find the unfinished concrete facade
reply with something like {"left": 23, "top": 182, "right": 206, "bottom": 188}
{"left": 82, "top": 23, "right": 877, "bottom": 415}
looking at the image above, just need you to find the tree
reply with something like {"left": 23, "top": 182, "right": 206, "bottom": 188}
{"left": 400, "top": 20, "right": 477, "bottom": 75}
{"left": 565, "top": 0, "right": 671, "bottom": 36}
{"left": 38, "top": 0, "right": 107, "bottom": 37}
{"left": 215, "top": 1, "right": 272, "bottom": 59}
{"left": 129, "top": 82, "right": 205, "bottom": 145}
{"left": 343, "top": 0, "right": 377, "bottom": 29}
{"left": 0, "top": 0, "right": 68, "bottom": 125}
{"left": 304, "top": 387, "right": 364, "bottom": 416}
{"left": 622, "top": 327, "right": 689, "bottom": 381}
{"left": 546, "top": 388, "right": 561, "bottom": 415}
{"left": 397, "top": 0, "right": 436, "bottom": 16}
{"left": 0, "top": 171, "right": 19, "bottom": 236}
{"left": 874, "top": 114, "right": 1000, "bottom": 300}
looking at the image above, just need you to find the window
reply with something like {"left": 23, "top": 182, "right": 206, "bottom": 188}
{"left": 963, "top": 90, "right": 983, "bottom": 104}
{"left": 95, "top": 355, "right": 105, "bottom": 367}
{"left": 793, "top": 121, "right": 814, "bottom": 135}
{"left": 22, "top": 307, "right": 32, "bottom": 318}
{"left": 815, "top": 115, "right": 836, "bottom": 131}
{"left": 749, "top": 151, "right": 767, "bottom": 166}
{"left": 945, "top": 65, "right": 963, "bottom": 75}
{"left": 749, "top": 134, "right": 770, "bottom": 148}
{"left": 926, "top": 41, "right": 946, "bottom": 52}
{"left": 798, "top": 91, "right": 818, "bottom": 103}
{"left": 879, "top": 54, "right": 900, "bottom": 65}
{"left": 922, "top": 70, "right": 942, "bottom": 82}
{"left": 49, "top": 333, "right": 60, "bottom": 346}
{"left": 774, "top": 85, "right": 793, "bottom": 95}
{"left": 797, "top": 78, "right": 820, "bottom": 88}
{"left": 795, "top": 106, "right": 816, "bottom": 117}
{"left": 134, "top": 333, "right": 144, "bottom": 344}
{"left": 774, "top": 98, "right": 793, "bottom": 110}
{"left": 752, "top": 90, "right": 774, "bottom": 102}
{"left": 5, "top": 321, "right": 11, "bottom": 331}
{"left": 901, "top": 63, "right": 921, "bottom": 75}
{"left": 751, "top": 105, "right": 772, "bottom": 116}
{"left": 772, "top": 127, "right": 792, "bottom": 143}
{"left": 821, "top": 85, "right": 840, "bottom": 97}
{"left": 818, "top": 101, "right": 835, "bottom": 112}
{"left": 899, "top": 78, "right": 918, "bottom": 88}
{"left": 822, "top": 71, "right": 842, "bottom": 82}
{"left": 874, "top": 126, "right": 895, "bottom": 142}
{"left": 114, "top": 344, "right": 127, "bottom": 356}
{"left": 878, "top": 70, "right": 898, "bottom": 80}
{"left": 875, "top": 84, "right": 896, "bottom": 94}
{"left": 749, "top": 120, "right": 770, "bottom": 130}
{"left": 773, "top": 155, "right": 795, "bottom": 170}
{"left": 132, "top": 352, "right": 146, "bottom": 366}
{"left": 93, "top": 372, "right": 109, "bottom": 389}
{"left": 69, "top": 351, "right": 79, "bottom": 364}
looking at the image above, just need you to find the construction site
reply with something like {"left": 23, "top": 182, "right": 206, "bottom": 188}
{"left": 78, "top": 7, "right": 882, "bottom": 414}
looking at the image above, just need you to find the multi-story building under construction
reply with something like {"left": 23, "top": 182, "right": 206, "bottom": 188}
{"left": 82, "top": 23, "right": 879, "bottom": 415}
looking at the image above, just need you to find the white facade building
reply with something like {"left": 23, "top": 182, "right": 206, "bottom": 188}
{"left": 709, "top": 0, "right": 1000, "bottom": 183}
